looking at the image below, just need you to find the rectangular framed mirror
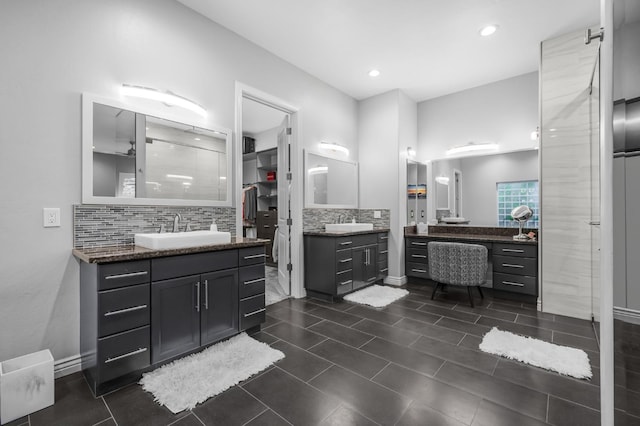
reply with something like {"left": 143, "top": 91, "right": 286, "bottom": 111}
{"left": 304, "top": 150, "right": 358, "bottom": 208}
{"left": 82, "top": 94, "right": 232, "bottom": 206}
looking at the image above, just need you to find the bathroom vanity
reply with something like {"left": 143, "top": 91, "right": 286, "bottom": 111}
{"left": 304, "top": 229, "right": 389, "bottom": 300}
{"left": 405, "top": 225, "right": 538, "bottom": 298}
{"left": 73, "top": 238, "right": 268, "bottom": 396}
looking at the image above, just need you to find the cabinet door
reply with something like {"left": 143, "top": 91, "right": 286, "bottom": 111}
{"left": 201, "top": 269, "right": 239, "bottom": 346}
{"left": 151, "top": 276, "right": 200, "bottom": 364}
{"left": 363, "top": 245, "right": 378, "bottom": 287}
{"left": 351, "top": 247, "right": 366, "bottom": 290}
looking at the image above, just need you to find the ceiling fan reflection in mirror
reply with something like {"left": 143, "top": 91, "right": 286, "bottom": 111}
{"left": 115, "top": 141, "right": 136, "bottom": 157}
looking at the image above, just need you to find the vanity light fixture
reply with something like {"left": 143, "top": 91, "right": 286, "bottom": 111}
{"left": 319, "top": 141, "right": 349, "bottom": 156}
{"left": 530, "top": 127, "right": 539, "bottom": 140}
{"left": 166, "top": 174, "right": 193, "bottom": 180}
{"left": 435, "top": 176, "right": 450, "bottom": 185}
{"left": 445, "top": 142, "right": 499, "bottom": 156}
{"left": 407, "top": 147, "right": 416, "bottom": 157}
{"left": 121, "top": 84, "right": 207, "bottom": 117}
{"left": 368, "top": 69, "right": 381, "bottom": 77}
{"left": 308, "top": 166, "right": 329, "bottom": 175}
{"left": 479, "top": 25, "right": 498, "bottom": 37}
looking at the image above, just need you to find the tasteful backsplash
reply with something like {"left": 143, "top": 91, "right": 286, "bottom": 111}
{"left": 73, "top": 205, "right": 235, "bottom": 248}
{"left": 303, "top": 208, "right": 390, "bottom": 232}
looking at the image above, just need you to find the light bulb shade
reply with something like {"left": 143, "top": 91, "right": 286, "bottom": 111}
{"left": 445, "top": 142, "right": 498, "bottom": 156}
{"left": 319, "top": 141, "right": 349, "bottom": 156}
{"left": 308, "top": 166, "right": 328, "bottom": 175}
{"left": 435, "top": 176, "right": 450, "bottom": 184}
{"left": 121, "top": 84, "right": 207, "bottom": 117}
{"left": 407, "top": 147, "right": 416, "bottom": 157}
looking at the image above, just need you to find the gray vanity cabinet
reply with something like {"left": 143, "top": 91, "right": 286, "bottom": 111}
{"left": 304, "top": 231, "right": 388, "bottom": 300}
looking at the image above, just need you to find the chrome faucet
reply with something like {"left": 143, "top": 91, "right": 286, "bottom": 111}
{"left": 338, "top": 214, "right": 344, "bottom": 224}
{"left": 172, "top": 213, "right": 182, "bottom": 232}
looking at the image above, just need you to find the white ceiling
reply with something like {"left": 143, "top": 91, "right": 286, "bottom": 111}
{"left": 177, "top": 0, "right": 600, "bottom": 101}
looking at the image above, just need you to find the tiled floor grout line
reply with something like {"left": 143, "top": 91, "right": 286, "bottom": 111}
{"left": 99, "top": 396, "right": 117, "bottom": 426}
{"left": 237, "top": 387, "right": 294, "bottom": 426}
{"left": 357, "top": 335, "right": 377, "bottom": 349}
{"left": 239, "top": 408, "right": 269, "bottom": 426}
{"left": 187, "top": 411, "right": 206, "bottom": 426}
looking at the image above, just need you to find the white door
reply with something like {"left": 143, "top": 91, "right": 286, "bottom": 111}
{"left": 277, "top": 115, "right": 291, "bottom": 295}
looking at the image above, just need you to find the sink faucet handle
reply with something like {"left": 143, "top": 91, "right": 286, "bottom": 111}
{"left": 158, "top": 223, "right": 165, "bottom": 233}
{"left": 185, "top": 223, "right": 192, "bottom": 232}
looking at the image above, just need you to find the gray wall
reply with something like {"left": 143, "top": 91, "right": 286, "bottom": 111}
{"left": 0, "top": 0, "right": 357, "bottom": 365}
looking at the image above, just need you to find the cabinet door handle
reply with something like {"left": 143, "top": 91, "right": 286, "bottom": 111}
{"left": 411, "top": 242, "right": 427, "bottom": 246}
{"left": 411, "top": 254, "right": 427, "bottom": 259}
{"left": 336, "top": 269, "right": 351, "bottom": 275}
{"left": 339, "top": 258, "right": 353, "bottom": 263}
{"left": 105, "top": 347, "right": 147, "bottom": 364}
{"left": 195, "top": 282, "right": 200, "bottom": 312}
{"left": 367, "top": 277, "right": 377, "bottom": 282}
{"left": 501, "top": 280, "right": 525, "bottom": 287}
{"left": 104, "top": 304, "right": 147, "bottom": 317}
{"left": 244, "top": 254, "right": 267, "bottom": 260}
{"left": 501, "top": 248, "right": 524, "bottom": 253}
{"left": 244, "top": 308, "right": 266, "bottom": 318}
{"left": 380, "top": 268, "right": 389, "bottom": 273}
{"left": 204, "top": 280, "right": 209, "bottom": 310}
{"left": 339, "top": 241, "right": 353, "bottom": 246}
{"left": 380, "top": 250, "right": 388, "bottom": 254}
{"left": 339, "top": 279, "right": 353, "bottom": 286}
{"left": 263, "top": 225, "right": 270, "bottom": 228}
{"left": 105, "top": 271, "right": 148, "bottom": 280}
{"left": 412, "top": 268, "right": 427, "bottom": 273}
{"left": 380, "top": 235, "right": 388, "bottom": 240}
{"left": 502, "top": 263, "right": 524, "bottom": 269}
{"left": 244, "top": 277, "right": 265, "bottom": 285}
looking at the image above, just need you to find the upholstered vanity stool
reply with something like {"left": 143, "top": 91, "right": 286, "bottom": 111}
{"left": 428, "top": 241, "right": 488, "bottom": 307}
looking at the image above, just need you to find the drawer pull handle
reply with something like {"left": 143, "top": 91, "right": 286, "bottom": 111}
{"left": 244, "top": 254, "right": 267, "bottom": 260}
{"left": 411, "top": 254, "right": 427, "bottom": 259}
{"left": 380, "top": 268, "right": 389, "bottom": 272}
{"left": 339, "top": 279, "right": 353, "bottom": 286}
{"left": 412, "top": 268, "right": 427, "bottom": 273}
{"left": 339, "top": 241, "right": 353, "bottom": 246}
{"left": 411, "top": 242, "right": 427, "bottom": 246}
{"left": 339, "top": 258, "right": 353, "bottom": 263}
{"left": 502, "top": 263, "right": 524, "bottom": 269}
{"left": 244, "top": 308, "right": 266, "bottom": 318}
{"left": 380, "top": 250, "right": 389, "bottom": 254}
{"left": 105, "top": 271, "right": 148, "bottom": 280}
{"left": 244, "top": 277, "right": 266, "bottom": 285}
{"left": 105, "top": 347, "right": 147, "bottom": 364}
{"left": 336, "top": 269, "right": 351, "bottom": 275}
{"left": 502, "top": 280, "right": 525, "bottom": 287}
{"left": 104, "top": 304, "right": 147, "bottom": 317}
{"left": 502, "top": 248, "right": 524, "bottom": 253}
{"left": 367, "top": 277, "right": 377, "bottom": 282}
{"left": 264, "top": 225, "right": 270, "bottom": 228}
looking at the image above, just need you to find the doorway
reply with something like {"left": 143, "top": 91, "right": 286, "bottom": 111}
{"left": 235, "top": 84, "right": 301, "bottom": 303}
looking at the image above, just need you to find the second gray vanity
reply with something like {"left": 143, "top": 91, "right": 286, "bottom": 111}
{"left": 304, "top": 229, "right": 389, "bottom": 300}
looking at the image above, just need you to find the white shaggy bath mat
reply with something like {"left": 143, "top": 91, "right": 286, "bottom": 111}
{"left": 479, "top": 327, "right": 592, "bottom": 380}
{"left": 139, "top": 333, "right": 284, "bottom": 413}
{"left": 343, "top": 284, "right": 409, "bottom": 308}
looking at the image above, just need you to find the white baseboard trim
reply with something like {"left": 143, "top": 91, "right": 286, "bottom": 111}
{"left": 54, "top": 354, "right": 83, "bottom": 378}
{"left": 384, "top": 275, "right": 408, "bottom": 286}
{"left": 613, "top": 307, "right": 640, "bottom": 325}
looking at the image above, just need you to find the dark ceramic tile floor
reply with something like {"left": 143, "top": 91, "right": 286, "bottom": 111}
{"left": 9, "top": 281, "right": 640, "bottom": 426}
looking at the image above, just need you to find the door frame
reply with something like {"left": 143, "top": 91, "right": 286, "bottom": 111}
{"left": 234, "top": 82, "right": 304, "bottom": 298}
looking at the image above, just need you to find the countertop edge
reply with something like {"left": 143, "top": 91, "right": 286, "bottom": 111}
{"left": 303, "top": 228, "right": 390, "bottom": 237}
{"left": 405, "top": 232, "right": 538, "bottom": 245}
{"left": 73, "top": 238, "right": 270, "bottom": 264}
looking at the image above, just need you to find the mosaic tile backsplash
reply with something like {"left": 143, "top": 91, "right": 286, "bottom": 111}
{"left": 303, "top": 208, "right": 390, "bottom": 232}
{"left": 74, "top": 205, "right": 236, "bottom": 248}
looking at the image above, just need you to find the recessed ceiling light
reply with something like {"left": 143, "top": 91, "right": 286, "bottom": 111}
{"left": 479, "top": 25, "right": 498, "bottom": 37}
{"left": 368, "top": 69, "right": 380, "bottom": 77}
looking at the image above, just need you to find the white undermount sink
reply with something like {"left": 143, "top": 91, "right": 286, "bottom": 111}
{"left": 134, "top": 230, "right": 232, "bottom": 250}
{"left": 325, "top": 223, "right": 374, "bottom": 233}
{"left": 440, "top": 217, "right": 468, "bottom": 224}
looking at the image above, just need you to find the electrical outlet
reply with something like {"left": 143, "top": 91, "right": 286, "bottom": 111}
{"left": 373, "top": 210, "right": 381, "bottom": 219}
{"left": 43, "top": 208, "right": 61, "bottom": 227}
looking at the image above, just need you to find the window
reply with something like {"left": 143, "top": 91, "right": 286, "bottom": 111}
{"left": 497, "top": 180, "right": 539, "bottom": 228}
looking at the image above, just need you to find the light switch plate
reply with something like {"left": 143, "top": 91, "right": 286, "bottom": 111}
{"left": 373, "top": 210, "right": 381, "bottom": 219}
{"left": 43, "top": 208, "right": 60, "bottom": 227}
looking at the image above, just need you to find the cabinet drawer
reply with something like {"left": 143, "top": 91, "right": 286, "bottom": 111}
{"left": 336, "top": 268, "right": 353, "bottom": 285}
{"left": 99, "top": 260, "right": 150, "bottom": 291}
{"left": 378, "top": 233, "right": 389, "bottom": 242}
{"left": 406, "top": 239, "right": 429, "bottom": 249}
{"left": 493, "top": 272, "right": 537, "bottom": 296}
{"left": 240, "top": 294, "right": 266, "bottom": 330}
{"left": 336, "top": 250, "right": 353, "bottom": 272}
{"left": 407, "top": 248, "right": 428, "bottom": 264}
{"left": 152, "top": 250, "right": 238, "bottom": 281}
{"left": 98, "top": 326, "right": 150, "bottom": 383}
{"left": 353, "top": 234, "right": 377, "bottom": 247}
{"left": 98, "top": 284, "right": 150, "bottom": 338}
{"left": 239, "top": 264, "right": 266, "bottom": 299}
{"left": 493, "top": 243, "right": 537, "bottom": 258}
{"left": 239, "top": 245, "right": 267, "bottom": 266}
{"left": 335, "top": 236, "right": 356, "bottom": 250}
{"left": 407, "top": 262, "right": 429, "bottom": 279}
{"left": 493, "top": 255, "right": 537, "bottom": 276}
{"left": 378, "top": 261, "right": 388, "bottom": 276}
{"left": 258, "top": 210, "right": 277, "bottom": 220}
{"left": 336, "top": 277, "right": 353, "bottom": 295}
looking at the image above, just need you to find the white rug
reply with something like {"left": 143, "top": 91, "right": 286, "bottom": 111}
{"left": 343, "top": 284, "right": 409, "bottom": 308}
{"left": 139, "top": 333, "right": 285, "bottom": 413}
{"left": 479, "top": 327, "right": 592, "bottom": 380}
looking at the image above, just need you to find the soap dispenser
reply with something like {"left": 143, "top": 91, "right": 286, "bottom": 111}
{"left": 210, "top": 220, "right": 218, "bottom": 231}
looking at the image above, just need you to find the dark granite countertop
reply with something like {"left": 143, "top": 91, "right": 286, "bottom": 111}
{"left": 405, "top": 231, "right": 537, "bottom": 245}
{"left": 404, "top": 225, "right": 537, "bottom": 245}
{"left": 303, "top": 228, "right": 390, "bottom": 237}
{"left": 72, "top": 237, "right": 269, "bottom": 264}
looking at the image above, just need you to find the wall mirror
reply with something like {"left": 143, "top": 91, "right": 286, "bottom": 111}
{"left": 82, "top": 94, "right": 232, "bottom": 206}
{"left": 430, "top": 149, "right": 539, "bottom": 226}
{"left": 304, "top": 150, "right": 358, "bottom": 208}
